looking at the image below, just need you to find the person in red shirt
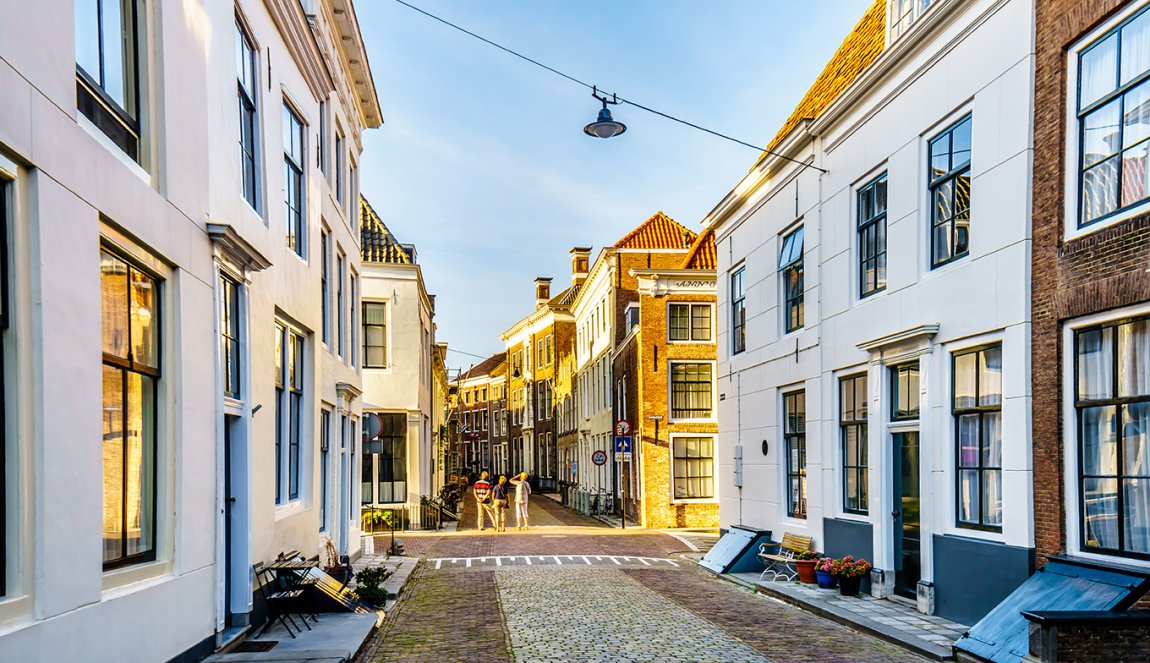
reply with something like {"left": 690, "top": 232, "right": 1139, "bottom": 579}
{"left": 472, "top": 471, "right": 494, "bottom": 531}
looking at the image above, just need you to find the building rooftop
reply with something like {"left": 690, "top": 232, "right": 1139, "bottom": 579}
{"left": 681, "top": 228, "right": 716, "bottom": 270}
{"left": 455, "top": 352, "right": 507, "bottom": 382}
{"left": 614, "top": 211, "right": 695, "bottom": 250}
{"left": 360, "top": 196, "right": 414, "bottom": 265}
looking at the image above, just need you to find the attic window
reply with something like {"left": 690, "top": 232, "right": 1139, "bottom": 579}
{"left": 890, "top": 0, "right": 933, "bottom": 41}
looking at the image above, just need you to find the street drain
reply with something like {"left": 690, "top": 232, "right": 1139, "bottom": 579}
{"left": 233, "top": 641, "right": 277, "bottom": 653}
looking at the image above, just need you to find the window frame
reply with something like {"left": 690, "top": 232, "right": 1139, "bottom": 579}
{"left": 952, "top": 343, "right": 1004, "bottom": 532}
{"left": 320, "top": 229, "right": 330, "bottom": 345}
{"left": 840, "top": 374, "right": 869, "bottom": 515}
{"left": 362, "top": 300, "right": 387, "bottom": 369}
{"left": 274, "top": 323, "right": 305, "bottom": 505}
{"left": 75, "top": 0, "right": 143, "bottom": 161}
{"left": 669, "top": 435, "right": 716, "bottom": 502}
{"left": 336, "top": 250, "right": 344, "bottom": 357}
{"left": 928, "top": 114, "right": 973, "bottom": 268}
{"left": 668, "top": 302, "right": 714, "bottom": 343}
{"left": 319, "top": 409, "right": 330, "bottom": 532}
{"left": 857, "top": 173, "right": 888, "bottom": 298}
{"left": 668, "top": 361, "right": 714, "bottom": 422}
{"left": 0, "top": 177, "right": 7, "bottom": 594}
{"left": 730, "top": 267, "right": 746, "bottom": 354}
{"left": 778, "top": 227, "right": 804, "bottom": 333}
{"left": 891, "top": 362, "right": 921, "bottom": 421}
{"left": 783, "top": 390, "right": 807, "bottom": 519}
{"left": 1072, "top": 315, "right": 1150, "bottom": 560}
{"left": 282, "top": 103, "right": 306, "bottom": 258}
{"left": 236, "top": 20, "right": 260, "bottom": 212}
{"left": 220, "top": 273, "right": 241, "bottom": 400}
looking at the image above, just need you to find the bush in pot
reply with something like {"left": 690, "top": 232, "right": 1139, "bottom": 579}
{"left": 834, "top": 556, "right": 872, "bottom": 597}
{"left": 814, "top": 556, "right": 838, "bottom": 589}
{"left": 793, "top": 550, "right": 820, "bottom": 584}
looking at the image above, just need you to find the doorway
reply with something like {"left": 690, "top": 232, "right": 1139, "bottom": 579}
{"left": 892, "top": 431, "right": 920, "bottom": 599}
{"left": 223, "top": 414, "right": 240, "bottom": 627}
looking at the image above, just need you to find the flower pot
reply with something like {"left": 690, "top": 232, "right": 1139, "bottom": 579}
{"left": 837, "top": 574, "right": 863, "bottom": 596}
{"left": 795, "top": 559, "right": 818, "bottom": 584}
{"left": 815, "top": 569, "right": 838, "bottom": 589}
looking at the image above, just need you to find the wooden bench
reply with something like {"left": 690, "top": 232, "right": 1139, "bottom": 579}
{"left": 757, "top": 532, "right": 814, "bottom": 582}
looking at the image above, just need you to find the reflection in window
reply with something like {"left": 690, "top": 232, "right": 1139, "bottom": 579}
{"left": 283, "top": 104, "right": 306, "bottom": 256}
{"left": 891, "top": 362, "right": 920, "bottom": 420}
{"left": 889, "top": 0, "right": 933, "bottom": 41}
{"left": 673, "top": 437, "right": 715, "bottom": 499}
{"left": 671, "top": 363, "right": 713, "bottom": 419}
{"left": 236, "top": 21, "right": 259, "bottom": 209}
{"left": 929, "top": 115, "right": 972, "bottom": 267}
{"left": 731, "top": 269, "right": 746, "bottom": 354}
{"left": 1077, "top": 7, "right": 1150, "bottom": 227}
{"left": 669, "top": 303, "right": 712, "bottom": 342}
{"left": 75, "top": 0, "right": 141, "bottom": 160}
{"left": 841, "top": 375, "right": 868, "bottom": 514}
{"left": 101, "top": 250, "right": 157, "bottom": 568}
{"left": 778, "top": 227, "right": 804, "bottom": 332}
{"left": 363, "top": 302, "right": 387, "bottom": 368}
{"left": 858, "top": 174, "right": 888, "bottom": 297}
{"left": 274, "top": 324, "right": 304, "bottom": 503}
{"left": 953, "top": 345, "right": 1002, "bottom": 530}
{"left": 375, "top": 414, "right": 407, "bottom": 503}
{"left": 1075, "top": 318, "right": 1150, "bottom": 556}
{"left": 784, "top": 391, "right": 807, "bottom": 518}
{"left": 220, "top": 274, "right": 240, "bottom": 399}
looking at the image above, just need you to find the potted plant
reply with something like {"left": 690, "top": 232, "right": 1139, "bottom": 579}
{"left": 834, "top": 556, "right": 872, "bottom": 597}
{"left": 793, "top": 550, "right": 820, "bottom": 584}
{"left": 353, "top": 566, "right": 392, "bottom": 609}
{"left": 814, "top": 556, "right": 838, "bottom": 589}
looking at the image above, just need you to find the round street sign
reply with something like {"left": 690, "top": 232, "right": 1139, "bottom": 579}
{"left": 592, "top": 450, "right": 608, "bottom": 466}
{"left": 364, "top": 412, "right": 383, "bottom": 440}
{"left": 615, "top": 420, "right": 631, "bottom": 436}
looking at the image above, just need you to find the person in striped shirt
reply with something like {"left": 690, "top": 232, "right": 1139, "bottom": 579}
{"left": 472, "top": 472, "right": 495, "bottom": 531}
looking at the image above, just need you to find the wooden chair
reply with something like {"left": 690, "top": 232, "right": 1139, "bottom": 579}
{"left": 757, "top": 532, "right": 813, "bottom": 582}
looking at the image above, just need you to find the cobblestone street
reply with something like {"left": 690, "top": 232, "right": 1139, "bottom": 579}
{"left": 358, "top": 501, "right": 924, "bottom": 663}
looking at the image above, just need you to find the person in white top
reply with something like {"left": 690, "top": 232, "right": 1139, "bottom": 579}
{"left": 508, "top": 472, "right": 532, "bottom": 530}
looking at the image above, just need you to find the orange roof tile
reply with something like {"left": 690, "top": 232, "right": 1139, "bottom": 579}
{"left": 757, "top": 0, "right": 886, "bottom": 164}
{"left": 681, "top": 228, "right": 716, "bottom": 270}
{"left": 614, "top": 211, "right": 696, "bottom": 250}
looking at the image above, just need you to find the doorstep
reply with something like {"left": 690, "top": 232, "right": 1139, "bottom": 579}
{"left": 202, "top": 612, "right": 380, "bottom": 663}
{"left": 725, "top": 572, "right": 968, "bottom": 662}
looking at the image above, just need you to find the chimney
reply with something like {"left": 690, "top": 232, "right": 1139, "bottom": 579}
{"left": 570, "top": 247, "right": 591, "bottom": 285}
{"left": 534, "top": 277, "right": 553, "bottom": 309}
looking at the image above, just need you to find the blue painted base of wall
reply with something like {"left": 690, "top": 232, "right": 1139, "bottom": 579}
{"left": 932, "top": 534, "right": 1034, "bottom": 625}
{"left": 823, "top": 518, "right": 874, "bottom": 593}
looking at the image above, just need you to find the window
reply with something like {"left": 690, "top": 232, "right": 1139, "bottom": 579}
{"left": 1075, "top": 318, "right": 1150, "bottom": 557}
{"left": 320, "top": 230, "right": 330, "bottom": 344}
{"left": 0, "top": 180, "right": 7, "bottom": 594}
{"left": 929, "top": 115, "right": 972, "bottom": 267}
{"left": 220, "top": 274, "right": 241, "bottom": 399}
{"left": 672, "top": 437, "right": 715, "bottom": 500}
{"left": 1076, "top": 7, "right": 1150, "bottom": 227}
{"left": 236, "top": 22, "right": 259, "bottom": 210}
{"left": 350, "top": 274, "right": 358, "bottom": 367}
{"left": 779, "top": 227, "right": 804, "bottom": 332}
{"left": 731, "top": 268, "right": 746, "bottom": 354}
{"left": 890, "top": 0, "right": 933, "bottom": 41}
{"left": 841, "top": 375, "right": 868, "bottom": 514}
{"left": 954, "top": 345, "right": 1003, "bottom": 530}
{"left": 335, "top": 131, "right": 345, "bottom": 206}
{"left": 671, "top": 363, "right": 713, "bottom": 420}
{"left": 362, "top": 302, "right": 386, "bottom": 368}
{"left": 274, "top": 323, "right": 304, "bottom": 503}
{"left": 857, "top": 174, "right": 887, "bottom": 297}
{"left": 784, "top": 391, "right": 807, "bottom": 519}
{"left": 669, "top": 303, "right": 712, "bottom": 342}
{"left": 483, "top": 410, "right": 489, "bottom": 431}
{"left": 75, "top": 0, "right": 141, "bottom": 160}
{"left": 376, "top": 413, "right": 407, "bottom": 503}
{"left": 892, "top": 363, "right": 921, "bottom": 420}
{"left": 546, "top": 334, "right": 553, "bottom": 365}
{"left": 336, "top": 252, "right": 344, "bottom": 357}
{"left": 100, "top": 249, "right": 158, "bottom": 568}
{"left": 319, "top": 410, "right": 330, "bottom": 532}
{"left": 318, "top": 101, "right": 328, "bottom": 177}
{"left": 283, "top": 104, "right": 306, "bottom": 257}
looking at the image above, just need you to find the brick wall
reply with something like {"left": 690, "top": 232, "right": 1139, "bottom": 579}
{"left": 1032, "top": 0, "right": 1150, "bottom": 563}
{"left": 1048, "top": 621, "right": 1150, "bottom": 662}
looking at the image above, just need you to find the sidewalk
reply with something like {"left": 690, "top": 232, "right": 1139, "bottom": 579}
{"left": 723, "top": 573, "right": 967, "bottom": 661}
{"left": 538, "top": 492, "right": 635, "bottom": 529}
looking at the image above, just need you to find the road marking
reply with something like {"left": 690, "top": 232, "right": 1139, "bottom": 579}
{"left": 466, "top": 559, "right": 472, "bottom": 568}
{"left": 524, "top": 556, "right": 532, "bottom": 565}
{"left": 611, "top": 557, "right": 621, "bottom": 565}
{"left": 582, "top": 556, "right": 591, "bottom": 565}
{"left": 553, "top": 555, "right": 562, "bottom": 565}
{"left": 435, "top": 560, "right": 442, "bottom": 570}
{"left": 495, "top": 557, "right": 502, "bottom": 567}
{"left": 426, "top": 554, "right": 682, "bottom": 569}
{"left": 663, "top": 531, "right": 701, "bottom": 552}
{"left": 639, "top": 558, "right": 651, "bottom": 566}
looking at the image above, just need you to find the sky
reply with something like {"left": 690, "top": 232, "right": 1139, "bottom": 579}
{"left": 354, "top": 0, "right": 872, "bottom": 374}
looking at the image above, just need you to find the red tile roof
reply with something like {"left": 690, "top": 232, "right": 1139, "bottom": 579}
{"left": 681, "top": 228, "right": 716, "bottom": 270}
{"left": 614, "top": 211, "right": 696, "bottom": 250}
{"left": 758, "top": 0, "right": 886, "bottom": 163}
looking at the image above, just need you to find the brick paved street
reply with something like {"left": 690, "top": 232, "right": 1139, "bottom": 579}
{"left": 358, "top": 514, "right": 927, "bottom": 663}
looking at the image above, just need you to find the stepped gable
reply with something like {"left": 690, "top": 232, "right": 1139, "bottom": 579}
{"left": 757, "top": 0, "right": 886, "bottom": 164}
{"left": 681, "top": 227, "right": 716, "bottom": 270}
{"left": 614, "top": 211, "right": 695, "bottom": 250}
{"left": 360, "top": 196, "right": 413, "bottom": 264}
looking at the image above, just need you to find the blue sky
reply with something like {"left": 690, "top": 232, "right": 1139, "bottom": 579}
{"left": 355, "top": 0, "right": 872, "bottom": 373}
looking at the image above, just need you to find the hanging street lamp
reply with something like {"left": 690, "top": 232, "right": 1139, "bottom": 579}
{"left": 583, "top": 86, "right": 626, "bottom": 139}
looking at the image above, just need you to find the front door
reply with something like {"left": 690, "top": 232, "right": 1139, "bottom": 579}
{"left": 892, "top": 431, "right": 920, "bottom": 599}
{"left": 223, "top": 415, "right": 237, "bottom": 627}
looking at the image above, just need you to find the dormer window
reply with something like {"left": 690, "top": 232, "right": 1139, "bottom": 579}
{"left": 890, "top": 0, "right": 933, "bottom": 42}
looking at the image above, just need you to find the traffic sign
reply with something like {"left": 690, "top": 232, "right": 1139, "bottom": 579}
{"left": 615, "top": 420, "right": 631, "bottom": 436}
{"left": 614, "top": 435, "right": 632, "bottom": 454}
{"left": 592, "top": 450, "right": 607, "bottom": 466}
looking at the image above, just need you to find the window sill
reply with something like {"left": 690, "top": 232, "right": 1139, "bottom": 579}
{"left": 1066, "top": 202, "right": 1150, "bottom": 243}
{"left": 102, "top": 559, "right": 171, "bottom": 594}
{"left": 77, "top": 112, "right": 151, "bottom": 186}
{"left": 669, "top": 417, "right": 717, "bottom": 425}
{"left": 275, "top": 500, "right": 307, "bottom": 522}
{"left": 670, "top": 497, "right": 718, "bottom": 505}
{"left": 0, "top": 594, "right": 32, "bottom": 634}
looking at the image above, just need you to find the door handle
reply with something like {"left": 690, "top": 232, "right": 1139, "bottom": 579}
{"left": 891, "top": 510, "right": 901, "bottom": 518}
{"left": 227, "top": 497, "right": 238, "bottom": 503}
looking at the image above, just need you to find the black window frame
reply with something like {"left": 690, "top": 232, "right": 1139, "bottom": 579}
{"left": 857, "top": 173, "right": 888, "bottom": 298}
{"left": 953, "top": 344, "right": 1003, "bottom": 532}
{"left": 336, "top": 251, "right": 344, "bottom": 357}
{"left": 669, "top": 303, "right": 713, "bottom": 342}
{"left": 236, "top": 20, "right": 259, "bottom": 211}
{"left": 100, "top": 247, "right": 160, "bottom": 570}
{"left": 220, "top": 273, "right": 241, "bottom": 400}
{"left": 891, "top": 362, "right": 921, "bottom": 421}
{"left": 1075, "top": 5, "right": 1150, "bottom": 228}
{"left": 670, "top": 362, "right": 713, "bottom": 420}
{"left": 274, "top": 323, "right": 304, "bottom": 504}
{"left": 320, "top": 230, "right": 330, "bottom": 345}
{"left": 0, "top": 181, "right": 9, "bottom": 593}
{"left": 283, "top": 103, "right": 306, "bottom": 257}
{"left": 784, "top": 390, "right": 807, "bottom": 519}
{"left": 840, "top": 374, "right": 869, "bottom": 515}
{"left": 1073, "top": 316, "right": 1150, "bottom": 560}
{"left": 75, "top": 0, "right": 142, "bottom": 161}
{"left": 362, "top": 301, "right": 387, "bottom": 368}
{"left": 778, "top": 227, "right": 804, "bottom": 333}
{"left": 928, "top": 114, "right": 972, "bottom": 268}
{"left": 672, "top": 437, "right": 715, "bottom": 500}
{"left": 319, "top": 409, "right": 330, "bottom": 532}
{"left": 731, "top": 267, "right": 746, "bottom": 354}
{"left": 376, "top": 413, "right": 407, "bottom": 504}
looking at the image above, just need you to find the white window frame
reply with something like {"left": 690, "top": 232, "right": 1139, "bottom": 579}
{"left": 666, "top": 301, "right": 715, "bottom": 344}
{"left": 667, "top": 360, "right": 717, "bottom": 423}
{"left": 668, "top": 433, "right": 717, "bottom": 504}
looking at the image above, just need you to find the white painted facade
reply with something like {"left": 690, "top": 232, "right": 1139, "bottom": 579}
{"left": 712, "top": 0, "right": 1034, "bottom": 617}
{"left": 0, "top": 0, "right": 380, "bottom": 659}
{"left": 571, "top": 249, "right": 617, "bottom": 494}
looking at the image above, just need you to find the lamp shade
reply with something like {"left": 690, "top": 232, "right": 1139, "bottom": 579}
{"left": 584, "top": 106, "right": 626, "bottom": 139}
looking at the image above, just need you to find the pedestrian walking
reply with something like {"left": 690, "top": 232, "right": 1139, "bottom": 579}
{"left": 492, "top": 476, "right": 509, "bottom": 532}
{"left": 472, "top": 471, "right": 495, "bottom": 531}
{"left": 509, "top": 471, "right": 532, "bottom": 530}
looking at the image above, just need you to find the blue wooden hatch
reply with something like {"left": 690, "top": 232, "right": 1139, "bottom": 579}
{"left": 699, "top": 525, "right": 773, "bottom": 575}
{"left": 955, "top": 556, "right": 1150, "bottom": 662}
